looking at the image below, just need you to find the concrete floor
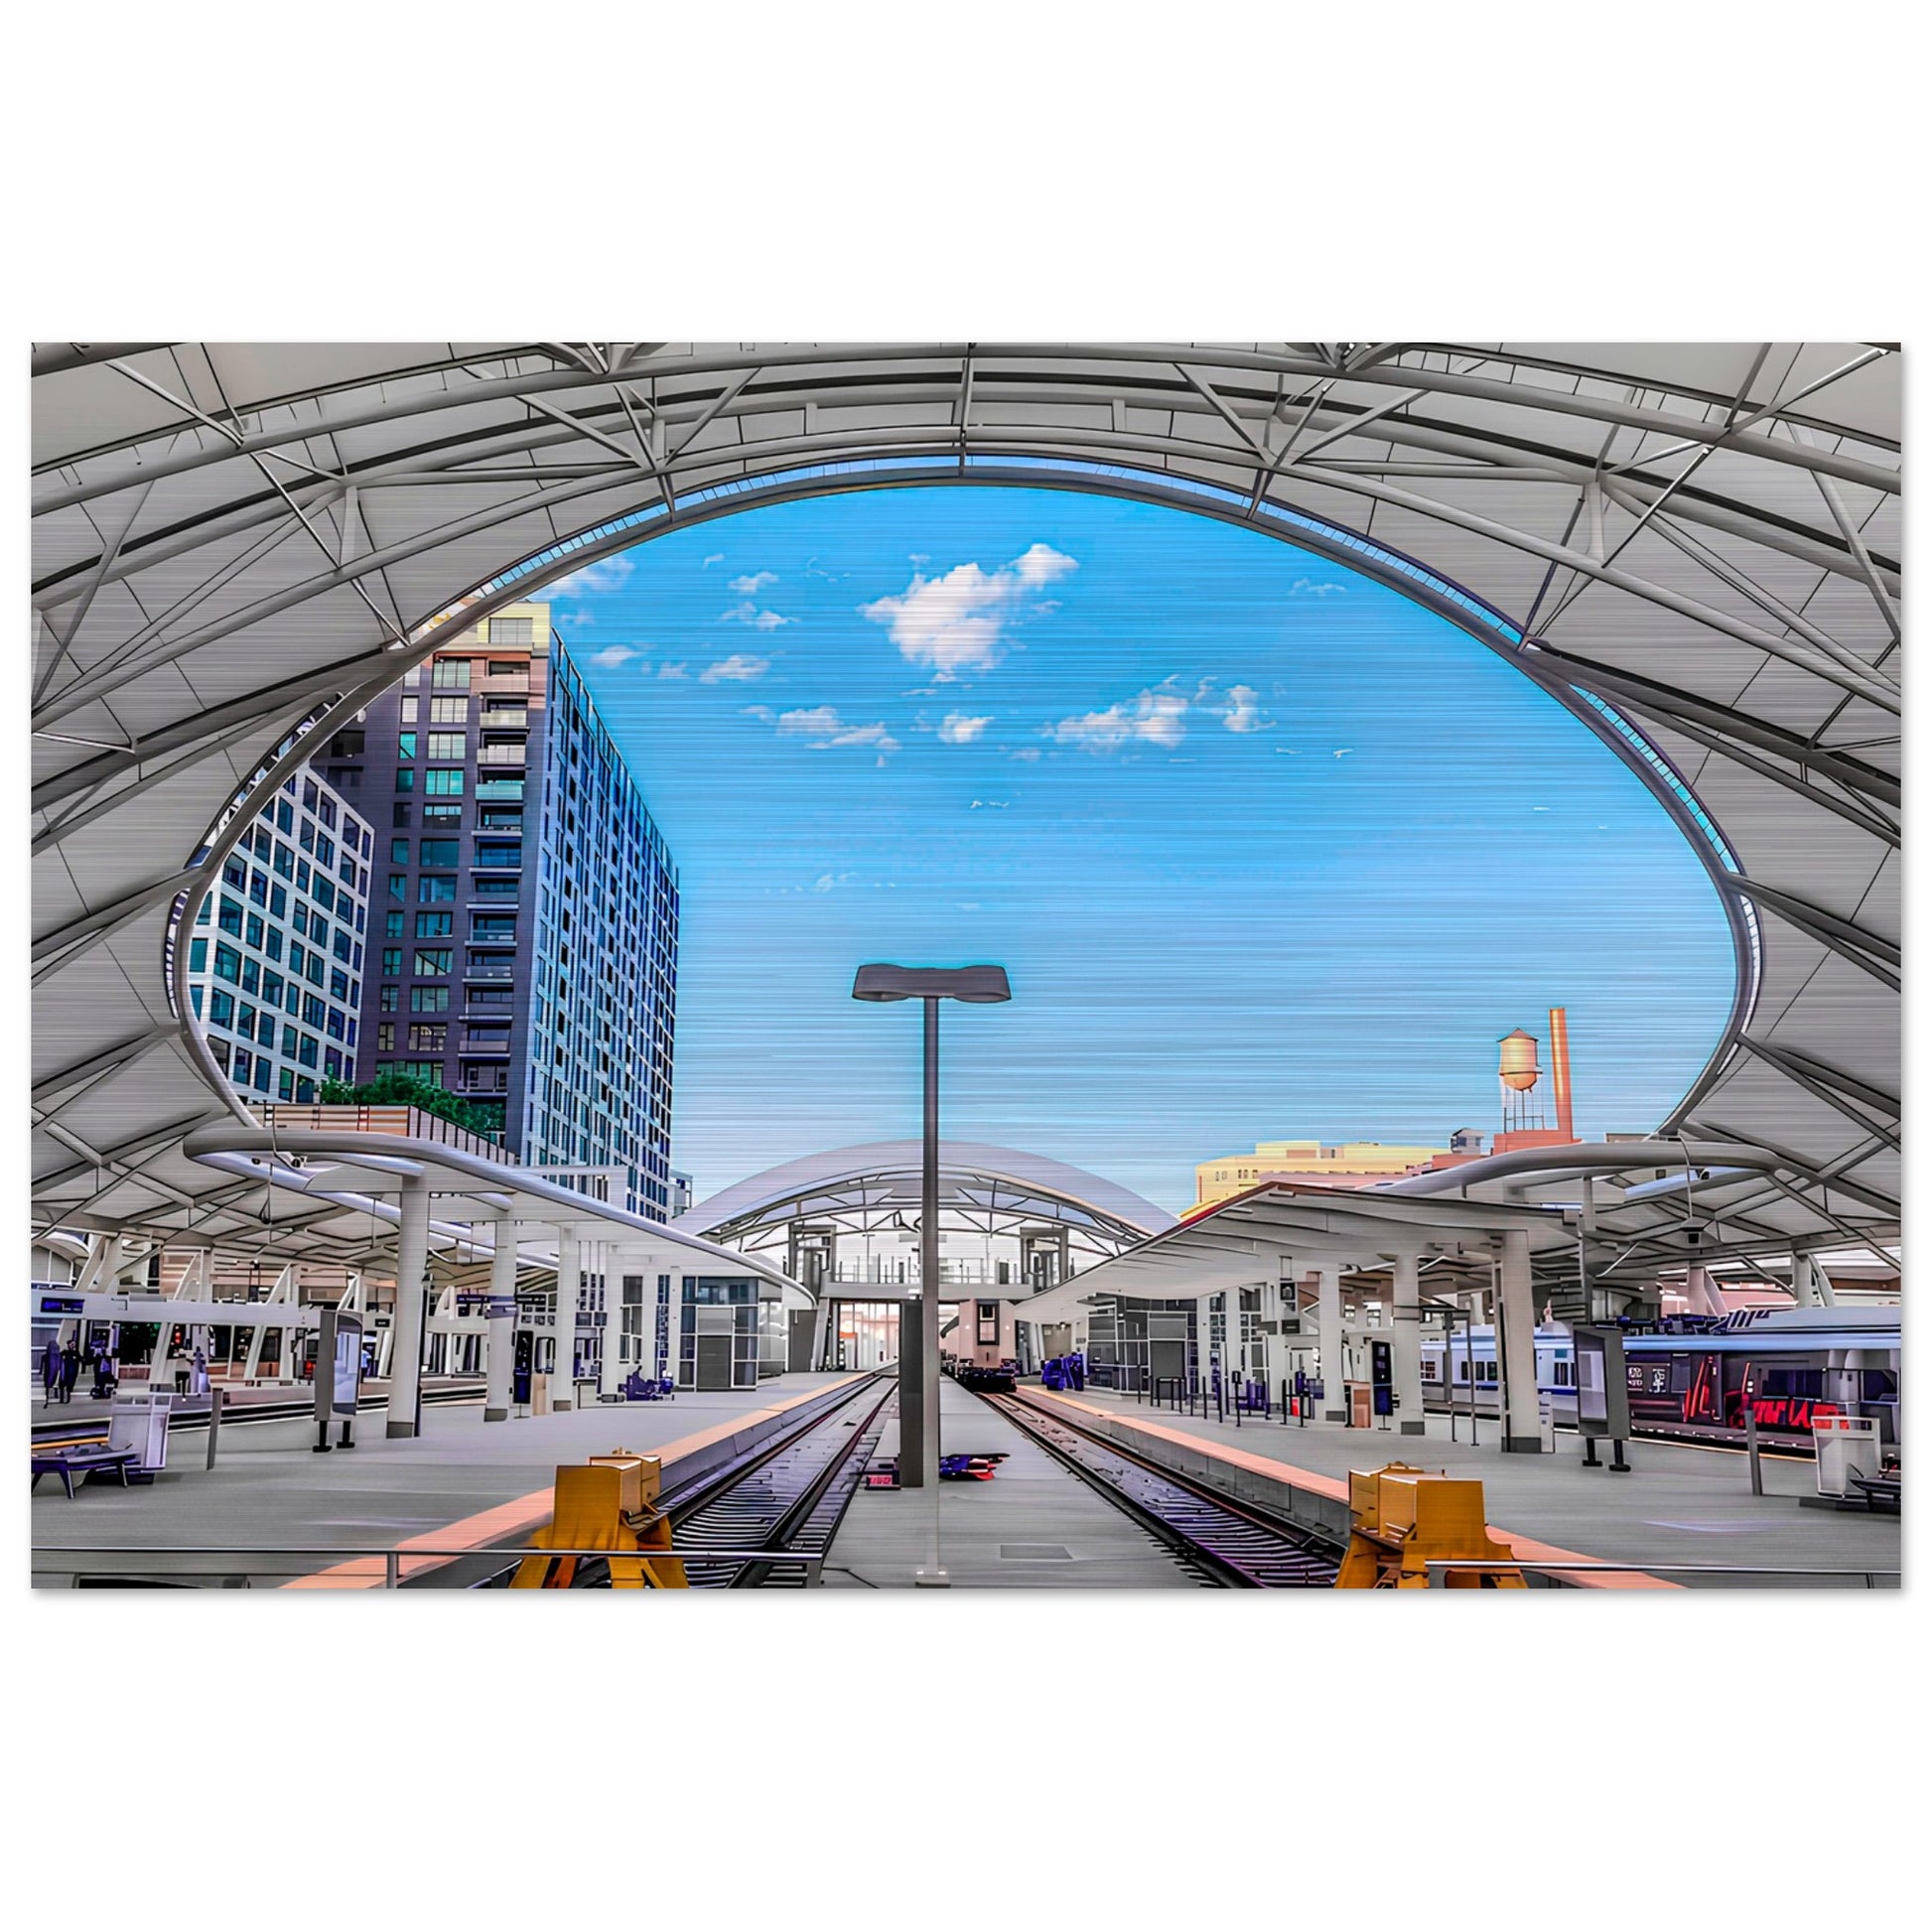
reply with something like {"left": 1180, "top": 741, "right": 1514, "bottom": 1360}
{"left": 822, "top": 1376, "right": 1204, "bottom": 1588}
{"left": 1058, "top": 1390, "right": 1902, "bottom": 1587}
{"left": 31, "top": 1373, "right": 858, "bottom": 1587}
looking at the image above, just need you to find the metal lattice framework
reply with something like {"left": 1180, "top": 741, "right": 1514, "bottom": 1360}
{"left": 679, "top": 1140, "right": 1173, "bottom": 1269}
{"left": 30, "top": 343, "right": 1900, "bottom": 1275}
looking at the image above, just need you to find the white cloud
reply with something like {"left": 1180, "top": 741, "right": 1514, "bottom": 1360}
{"left": 699, "top": 653, "right": 770, "bottom": 684}
{"left": 729, "top": 571, "right": 778, "bottom": 595}
{"left": 546, "top": 553, "right": 635, "bottom": 599}
{"left": 1332, "top": 747, "right": 1353, "bottom": 758}
{"left": 811, "top": 872, "right": 855, "bottom": 894}
{"left": 658, "top": 662, "right": 689, "bottom": 679}
{"left": 1050, "top": 688, "right": 1188, "bottom": 753}
{"left": 968, "top": 798, "right": 1010, "bottom": 810}
{"left": 861, "top": 542, "right": 1077, "bottom": 678}
{"left": 761, "top": 704, "right": 899, "bottom": 753}
{"left": 722, "top": 601, "right": 794, "bottom": 630}
{"left": 1292, "top": 577, "right": 1346, "bottom": 597}
{"left": 702, "top": 553, "right": 724, "bottom": 568}
{"left": 590, "top": 644, "right": 638, "bottom": 668}
{"left": 938, "top": 712, "right": 992, "bottom": 745}
{"left": 1222, "top": 684, "right": 1264, "bottom": 733}
{"left": 1009, "top": 748, "right": 1042, "bottom": 763}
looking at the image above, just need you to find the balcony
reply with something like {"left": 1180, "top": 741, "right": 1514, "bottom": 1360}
{"left": 477, "top": 742, "right": 528, "bottom": 766}
{"left": 481, "top": 706, "right": 528, "bottom": 729}
{"left": 248, "top": 1101, "right": 513, "bottom": 1164}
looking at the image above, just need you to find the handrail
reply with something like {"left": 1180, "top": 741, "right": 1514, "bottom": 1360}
{"left": 32, "top": 1543, "right": 822, "bottom": 1588}
{"left": 1424, "top": 1559, "right": 1898, "bottom": 1587}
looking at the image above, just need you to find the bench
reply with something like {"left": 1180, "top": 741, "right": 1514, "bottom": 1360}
{"left": 32, "top": 1448, "right": 140, "bottom": 1499}
{"left": 1851, "top": 1473, "right": 1900, "bottom": 1513}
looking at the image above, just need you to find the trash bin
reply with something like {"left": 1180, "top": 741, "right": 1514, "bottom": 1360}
{"left": 1538, "top": 1392, "right": 1557, "bottom": 1452}
{"left": 1813, "top": 1413, "right": 1878, "bottom": 1497}
{"left": 1348, "top": 1382, "right": 1373, "bottom": 1430}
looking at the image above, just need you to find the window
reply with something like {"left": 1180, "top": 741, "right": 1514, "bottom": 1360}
{"left": 276, "top": 799, "right": 294, "bottom": 835}
{"left": 392, "top": 803, "right": 412, "bottom": 828}
{"left": 272, "top": 841, "right": 295, "bottom": 879}
{"left": 213, "top": 943, "right": 241, "bottom": 983}
{"left": 473, "top": 914, "right": 517, "bottom": 941}
{"left": 408, "top": 1023, "right": 448, "bottom": 1052}
{"left": 390, "top": 837, "right": 410, "bottom": 865}
{"left": 392, "top": 1058, "right": 444, "bottom": 1082}
{"left": 388, "top": 874, "right": 407, "bottom": 901}
{"left": 378, "top": 985, "right": 400, "bottom": 1014}
{"left": 189, "top": 937, "right": 207, "bottom": 973}
{"left": 413, "top": 948, "right": 453, "bottom": 977}
{"left": 333, "top": 929, "right": 353, "bottom": 963}
{"left": 315, "top": 833, "right": 336, "bottom": 869}
{"left": 306, "top": 951, "right": 326, "bottom": 986}
{"left": 475, "top": 840, "right": 521, "bottom": 868}
{"left": 474, "top": 876, "right": 520, "bottom": 898}
{"left": 208, "top": 988, "right": 236, "bottom": 1028}
{"left": 425, "top": 768, "right": 464, "bottom": 796}
{"left": 262, "top": 971, "right": 284, "bottom": 1007}
{"left": 279, "top": 1065, "right": 297, "bottom": 1101}
{"left": 480, "top": 807, "right": 522, "bottom": 832}
{"left": 207, "top": 1034, "right": 227, "bottom": 1072}
{"left": 381, "top": 947, "right": 403, "bottom": 975}
{"left": 420, "top": 839, "right": 460, "bottom": 867}
{"left": 398, "top": 732, "right": 418, "bottom": 760}
{"left": 326, "top": 1007, "right": 345, "bottom": 1040}
{"left": 411, "top": 986, "right": 451, "bottom": 1013}
{"left": 423, "top": 801, "right": 463, "bottom": 826}
{"left": 385, "top": 910, "right": 405, "bottom": 939}
{"left": 264, "top": 928, "right": 283, "bottom": 963}
{"left": 427, "top": 733, "right": 466, "bottom": 761}
{"left": 418, "top": 875, "right": 456, "bottom": 902}
{"left": 268, "top": 885, "right": 287, "bottom": 919}
{"left": 248, "top": 869, "right": 268, "bottom": 906}
{"left": 232, "top": 1048, "right": 252, "bottom": 1085}
{"left": 430, "top": 697, "right": 469, "bottom": 725}
{"left": 395, "top": 767, "right": 415, "bottom": 791}
{"left": 376, "top": 1023, "right": 395, "bottom": 1052}
{"left": 217, "top": 897, "right": 244, "bottom": 936}
{"left": 311, "top": 916, "right": 331, "bottom": 949}
{"left": 488, "top": 617, "right": 534, "bottom": 645}
{"left": 303, "top": 993, "right": 328, "bottom": 1029}
{"left": 401, "top": 695, "right": 419, "bottom": 725}
{"left": 432, "top": 657, "right": 473, "bottom": 690}
{"left": 415, "top": 911, "right": 454, "bottom": 938}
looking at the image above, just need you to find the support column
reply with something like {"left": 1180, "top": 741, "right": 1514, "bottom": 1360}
{"left": 602, "top": 1246, "right": 628, "bottom": 1400}
{"left": 1497, "top": 1229, "right": 1541, "bottom": 1452}
{"left": 1392, "top": 1252, "right": 1426, "bottom": 1436}
{"left": 1196, "top": 1294, "right": 1216, "bottom": 1398}
{"left": 386, "top": 1174, "right": 430, "bottom": 1440}
{"left": 484, "top": 1217, "right": 519, "bottom": 1423}
{"left": 1791, "top": 1252, "right": 1817, "bottom": 1308}
{"left": 551, "top": 1229, "right": 581, "bottom": 1413}
{"left": 1317, "top": 1265, "right": 1346, "bottom": 1421}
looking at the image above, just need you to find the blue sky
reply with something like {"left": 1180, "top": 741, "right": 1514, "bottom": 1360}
{"left": 543, "top": 486, "right": 1735, "bottom": 1213}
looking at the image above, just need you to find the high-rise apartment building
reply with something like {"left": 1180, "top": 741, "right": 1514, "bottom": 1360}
{"left": 317, "top": 602, "right": 680, "bottom": 1218}
{"left": 185, "top": 768, "right": 373, "bottom": 1104}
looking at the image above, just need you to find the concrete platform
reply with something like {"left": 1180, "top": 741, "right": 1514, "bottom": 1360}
{"left": 30, "top": 1372, "right": 862, "bottom": 1588}
{"left": 821, "top": 1376, "right": 1205, "bottom": 1588}
{"left": 1044, "top": 1389, "right": 1901, "bottom": 1588}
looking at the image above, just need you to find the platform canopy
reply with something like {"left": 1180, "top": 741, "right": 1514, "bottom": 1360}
{"left": 31, "top": 344, "right": 1899, "bottom": 1272}
{"left": 679, "top": 1139, "right": 1174, "bottom": 1273}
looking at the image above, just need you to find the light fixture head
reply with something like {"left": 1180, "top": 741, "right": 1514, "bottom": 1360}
{"left": 852, "top": 963, "right": 1012, "bottom": 1004}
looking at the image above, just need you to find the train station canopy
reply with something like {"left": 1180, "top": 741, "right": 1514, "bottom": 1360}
{"left": 679, "top": 1140, "right": 1174, "bottom": 1270}
{"left": 31, "top": 344, "right": 1900, "bottom": 1275}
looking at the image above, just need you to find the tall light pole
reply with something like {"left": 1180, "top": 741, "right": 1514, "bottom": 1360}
{"left": 852, "top": 963, "right": 1011, "bottom": 1581}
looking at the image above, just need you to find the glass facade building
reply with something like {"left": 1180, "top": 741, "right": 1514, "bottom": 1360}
{"left": 185, "top": 769, "right": 371, "bottom": 1103}
{"left": 318, "top": 602, "right": 680, "bottom": 1218}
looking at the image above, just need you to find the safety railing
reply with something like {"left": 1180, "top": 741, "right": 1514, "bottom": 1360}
{"left": 32, "top": 1544, "right": 823, "bottom": 1588}
{"left": 1424, "top": 1559, "right": 1899, "bottom": 1588}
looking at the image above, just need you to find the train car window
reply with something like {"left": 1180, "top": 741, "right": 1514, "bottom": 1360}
{"left": 1862, "top": 1369, "right": 1899, "bottom": 1399}
{"left": 1456, "top": 1362, "right": 1468, "bottom": 1382}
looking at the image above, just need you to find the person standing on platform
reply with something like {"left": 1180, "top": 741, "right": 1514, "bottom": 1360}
{"left": 172, "top": 1345, "right": 191, "bottom": 1396}
{"left": 191, "top": 1345, "right": 209, "bottom": 1396}
{"left": 59, "top": 1342, "right": 80, "bottom": 1403}
{"left": 41, "top": 1336, "right": 63, "bottom": 1405}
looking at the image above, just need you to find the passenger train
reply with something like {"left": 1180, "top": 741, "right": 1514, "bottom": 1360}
{"left": 1419, "top": 1306, "right": 1901, "bottom": 1450}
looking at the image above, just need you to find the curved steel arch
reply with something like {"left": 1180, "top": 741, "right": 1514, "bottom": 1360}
{"left": 30, "top": 343, "right": 1900, "bottom": 1267}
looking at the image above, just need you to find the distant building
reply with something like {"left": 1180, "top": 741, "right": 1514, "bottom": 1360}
{"left": 317, "top": 601, "right": 682, "bottom": 1219}
{"left": 186, "top": 767, "right": 372, "bottom": 1104}
{"left": 1193, "top": 1139, "right": 1451, "bottom": 1208}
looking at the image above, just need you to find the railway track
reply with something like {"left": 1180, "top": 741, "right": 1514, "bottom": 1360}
{"left": 470, "top": 1371, "right": 897, "bottom": 1588}
{"left": 977, "top": 1388, "right": 1338, "bottom": 1587}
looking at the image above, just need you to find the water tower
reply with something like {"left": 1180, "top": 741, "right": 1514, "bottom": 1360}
{"left": 1493, "top": 1008, "right": 1577, "bottom": 1152}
